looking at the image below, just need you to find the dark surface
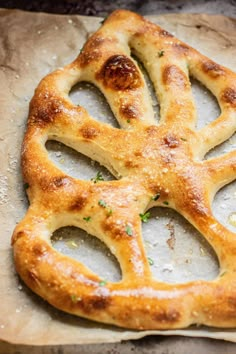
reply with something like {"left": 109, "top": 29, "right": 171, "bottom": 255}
{"left": 1, "top": 335, "right": 236, "bottom": 353}
{"left": 0, "top": 0, "right": 236, "bottom": 17}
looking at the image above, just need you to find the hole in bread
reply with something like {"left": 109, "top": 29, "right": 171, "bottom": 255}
{"left": 69, "top": 82, "right": 119, "bottom": 128}
{"left": 51, "top": 226, "right": 121, "bottom": 282}
{"left": 142, "top": 207, "right": 219, "bottom": 283}
{"left": 46, "top": 140, "right": 116, "bottom": 181}
{"left": 131, "top": 54, "right": 160, "bottom": 122}
{"left": 205, "top": 132, "right": 236, "bottom": 160}
{"left": 212, "top": 180, "right": 236, "bottom": 233}
{"left": 190, "top": 78, "right": 220, "bottom": 129}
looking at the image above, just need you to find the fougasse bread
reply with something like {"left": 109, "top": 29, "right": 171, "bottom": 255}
{"left": 12, "top": 10, "right": 236, "bottom": 330}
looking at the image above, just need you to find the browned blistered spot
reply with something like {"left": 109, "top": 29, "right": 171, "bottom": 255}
{"left": 153, "top": 309, "right": 180, "bottom": 323}
{"left": 79, "top": 295, "right": 110, "bottom": 313}
{"left": 102, "top": 218, "right": 132, "bottom": 240}
{"left": 120, "top": 104, "right": 139, "bottom": 120}
{"left": 28, "top": 269, "right": 39, "bottom": 283}
{"left": 148, "top": 183, "right": 168, "bottom": 198}
{"left": 52, "top": 176, "right": 70, "bottom": 188}
{"left": 221, "top": 87, "right": 236, "bottom": 107}
{"left": 125, "top": 159, "right": 139, "bottom": 169}
{"left": 172, "top": 43, "right": 189, "bottom": 54}
{"left": 145, "top": 125, "right": 159, "bottom": 136}
{"left": 201, "top": 60, "right": 225, "bottom": 78}
{"left": 70, "top": 195, "right": 88, "bottom": 211}
{"left": 90, "top": 296, "right": 110, "bottom": 310}
{"left": 11, "top": 231, "right": 24, "bottom": 245}
{"left": 163, "top": 134, "right": 179, "bottom": 148}
{"left": 42, "top": 176, "right": 71, "bottom": 192}
{"left": 162, "top": 65, "right": 188, "bottom": 89}
{"left": 134, "top": 150, "right": 143, "bottom": 158}
{"left": 80, "top": 126, "right": 100, "bottom": 140}
{"left": 32, "top": 243, "right": 47, "bottom": 257}
{"left": 96, "top": 55, "right": 142, "bottom": 90}
{"left": 159, "top": 29, "right": 174, "bottom": 38}
{"left": 29, "top": 97, "right": 62, "bottom": 127}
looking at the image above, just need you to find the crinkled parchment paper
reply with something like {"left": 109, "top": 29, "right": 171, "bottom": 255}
{"left": 0, "top": 9, "right": 236, "bottom": 345}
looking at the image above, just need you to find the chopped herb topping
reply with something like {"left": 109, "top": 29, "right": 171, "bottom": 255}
{"left": 71, "top": 294, "right": 77, "bottom": 303}
{"left": 147, "top": 257, "right": 154, "bottom": 266}
{"left": 139, "top": 211, "right": 151, "bottom": 223}
{"left": 99, "top": 280, "right": 107, "bottom": 286}
{"left": 127, "top": 119, "right": 131, "bottom": 123}
{"left": 152, "top": 193, "right": 160, "bottom": 201}
{"left": 79, "top": 44, "right": 85, "bottom": 54}
{"left": 180, "top": 137, "right": 187, "bottom": 141}
{"left": 220, "top": 271, "right": 227, "bottom": 277}
{"left": 158, "top": 50, "right": 165, "bottom": 57}
{"left": 71, "top": 294, "right": 81, "bottom": 303}
{"left": 163, "top": 201, "right": 169, "bottom": 205}
{"left": 107, "top": 208, "right": 113, "bottom": 216}
{"left": 98, "top": 199, "right": 107, "bottom": 208}
{"left": 83, "top": 216, "right": 91, "bottom": 222}
{"left": 125, "top": 225, "right": 133, "bottom": 236}
{"left": 91, "top": 171, "right": 104, "bottom": 183}
{"left": 24, "top": 183, "right": 29, "bottom": 189}
{"left": 98, "top": 200, "right": 113, "bottom": 216}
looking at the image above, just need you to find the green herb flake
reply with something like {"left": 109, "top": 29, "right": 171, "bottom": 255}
{"left": 139, "top": 211, "right": 151, "bottom": 223}
{"left": 107, "top": 208, "right": 113, "bottom": 216}
{"left": 180, "top": 137, "right": 187, "bottom": 141}
{"left": 91, "top": 171, "right": 104, "bottom": 183}
{"left": 24, "top": 183, "right": 29, "bottom": 189}
{"left": 163, "top": 201, "right": 169, "bottom": 205}
{"left": 127, "top": 119, "right": 131, "bottom": 123}
{"left": 152, "top": 193, "right": 160, "bottom": 201}
{"left": 99, "top": 280, "right": 107, "bottom": 286}
{"left": 148, "top": 257, "right": 154, "bottom": 266}
{"left": 71, "top": 294, "right": 81, "bottom": 303}
{"left": 158, "top": 50, "right": 165, "bottom": 57}
{"left": 98, "top": 199, "right": 107, "bottom": 208}
{"left": 220, "top": 271, "right": 227, "bottom": 277}
{"left": 83, "top": 216, "right": 91, "bottom": 222}
{"left": 79, "top": 44, "right": 85, "bottom": 54}
{"left": 125, "top": 225, "right": 133, "bottom": 236}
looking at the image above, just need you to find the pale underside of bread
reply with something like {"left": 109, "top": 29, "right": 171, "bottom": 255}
{"left": 11, "top": 9, "right": 236, "bottom": 330}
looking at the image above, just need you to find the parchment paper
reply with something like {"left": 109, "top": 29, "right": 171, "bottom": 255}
{"left": 0, "top": 9, "right": 236, "bottom": 345}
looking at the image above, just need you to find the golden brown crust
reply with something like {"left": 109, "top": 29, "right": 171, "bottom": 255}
{"left": 12, "top": 10, "right": 236, "bottom": 330}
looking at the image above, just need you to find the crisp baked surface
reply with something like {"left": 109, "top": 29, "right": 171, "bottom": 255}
{"left": 12, "top": 9, "right": 236, "bottom": 330}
